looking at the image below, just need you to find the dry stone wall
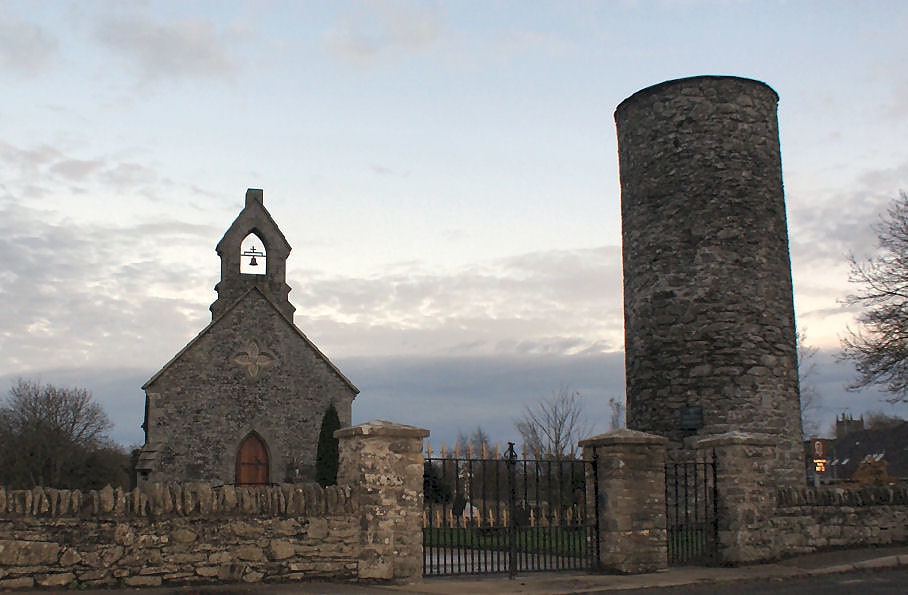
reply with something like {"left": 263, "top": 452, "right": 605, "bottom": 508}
{"left": 0, "top": 420, "right": 429, "bottom": 589}
{"left": 773, "top": 486, "right": 908, "bottom": 556}
{"left": 685, "top": 432, "right": 908, "bottom": 564}
{"left": 0, "top": 483, "right": 357, "bottom": 589}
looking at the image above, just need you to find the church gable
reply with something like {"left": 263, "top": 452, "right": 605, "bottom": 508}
{"left": 211, "top": 188, "right": 295, "bottom": 321}
{"left": 138, "top": 189, "right": 358, "bottom": 486}
{"left": 144, "top": 287, "right": 357, "bottom": 395}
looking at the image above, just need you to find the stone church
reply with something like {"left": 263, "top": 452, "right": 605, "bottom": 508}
{"left": 135, "top": 189, "right": 359, "bottom": 486}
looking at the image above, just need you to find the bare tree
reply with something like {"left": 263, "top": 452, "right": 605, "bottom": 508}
{"left": 456, "top": 425, "right": 494, "bottom": 457}
{"left": 608, "top": 396, "right": 625, "bottom": 431}
{"left": 863, "top": 410, "right": 905, "bottom": 430}
{"left": 842, "top": 191, "right": 908, "bottom": 403}
{"left": 0, "top": 378, "right": 126, "bottom": 488}
{"left": 798, "top": 329, "right": 823, "bottom": 437}
{"left": 515, "top": 387, "right": 594, "bottom": 459}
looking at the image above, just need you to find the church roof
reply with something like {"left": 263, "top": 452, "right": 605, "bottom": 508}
{"left": 830, "top": 422, "right": 908, "bottom": 480}
{"left": 143, "top": 285, "right": 359, "bottom": 395}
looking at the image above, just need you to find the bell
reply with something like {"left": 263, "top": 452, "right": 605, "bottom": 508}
{"left": 249, "top": 256, "right": 258, "bottom": 266}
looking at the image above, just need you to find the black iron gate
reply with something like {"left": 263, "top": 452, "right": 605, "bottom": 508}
{"left": 423, "top": 442, "right": 598, "bottom": 577}
{"left": 664, "top": 451, "right": 718, "bottom": 565}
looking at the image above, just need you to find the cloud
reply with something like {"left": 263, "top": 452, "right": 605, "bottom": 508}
{"left": 0, "top": 350, "right": 625, "bottom": 450}
{"left": 101, "top": 163, "right": 160, "bottom": 191}
{"left": 3, "top": 186, "right": 904, "bottom": 449}
{"left": 787, "top": 158, "right": 908, "bottom": 332}
{"left": 0, "top": 200, "right": 219, "bottom": 378}
{"left": 370, "top": 164, "right": 410, "bottom": 177}
{"left": 50, "top": 159, "right": 105, "bottom": 183}
{"left": 0, "top": 137, "right": 622, "bottom": 390}
{"left": 788, "top": 159, "right": 908, "bottom": 267}
{"left": 885, "top": 80, "right": 908, "bottom": 120}
{"left": 325, "top": 1, "right": 443, "bottom": 66}
{"left": 288, "top": 245, "right": 624, "bottom": 358}
{"left": 94, "top": 14, "right": 247, "bottom": 82}
{"left": 805, "top": 349, "right": 908, "bottom": 437}
{"left": 0, "top": 139, "right": 180, "bottom": 205}
{"left": 345, "top": 352, "right": 625, "bottom": 449}
{"left": 0, "top": 16, "right": 58, "bottom": 76}
{"left": 0, "top": 141, "right": 62, "bottom": 171}
{"left": 0, "top": 171, "right": 622, "bottom": 398}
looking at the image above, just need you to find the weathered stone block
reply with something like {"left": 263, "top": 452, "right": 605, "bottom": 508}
{"left": 0, "top": 540, "right": 60, "bottom": 566}
{"left": 36, "top": 572, "right": 75, "bottom": 587}
{"left": 76, "top": 569, "right": 108, "bottom": 581}
{"left": 218, "top": 562, "right": 246, "bottom": 581}
{"left": 267, "top": 540, "right": 295, "bottom": 560}
{"left": 166, "top": 552, "right": 205, "bottom": 564}
{"left": 59, "top": 547, "right": 81, "bottom": 566}
{"left": 208, "top": 551, "right": 233, "bottom": 565}
{"left": 307, "top": 518, "right": 328, "bottom": 539}
{"left": 171, "top": 528, "right": 197, "bottom": 543}
{"left": 100, "top": 545, "right": 125, "bottom": 566}
{"left": 0, "top": 576, "right": 34, "bottom": 589}
{"left": 272, "top": 518, "right": 301, "bottom": 536}
{"left": 123, "top": 574, "right": 162, "bottom": 587}
{"left": 233, "top": 545, "right": 265, "bottom": 562}
{"left": 113, "top": 523, "right": 135, "bottom": 546}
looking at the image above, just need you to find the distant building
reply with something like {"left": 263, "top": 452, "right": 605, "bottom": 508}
{"left": 135, "top": 189, "right": 359, "bottom": 486}
{"left": 835, "top": 413, "right": 864, "bottom": 440}
{"left": 828, "top": 421, "right": 908, "bottom": 483}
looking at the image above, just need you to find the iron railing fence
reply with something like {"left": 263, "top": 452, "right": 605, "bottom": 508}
{"left": 423, "top": 442, "right": 598, "bottom": 577}
{"left": 664, "top": 450, "right": 719, "bottom": 565}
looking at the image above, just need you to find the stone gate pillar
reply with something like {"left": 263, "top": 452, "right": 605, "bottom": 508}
{"left": 335, "top": 420, "right": 429, "bottom": 582}
{"left": 580, "top": 429, "right": 668, "bottom": 574}
{"left": 689, "top": 432, "right": 778, "bottom": 563}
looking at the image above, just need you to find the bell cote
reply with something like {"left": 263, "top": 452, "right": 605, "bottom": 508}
{"left": 210, "top": 188, "right": 295, "bottom": 321}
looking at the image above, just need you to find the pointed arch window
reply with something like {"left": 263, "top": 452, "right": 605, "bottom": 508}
{"left": 240, "top": 232, "right": 266, "bottom": 275}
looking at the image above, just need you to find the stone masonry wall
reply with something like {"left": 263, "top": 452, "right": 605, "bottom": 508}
{"left": 686, "top": 433, "right": 908, "bottom": 563}
{"left": 689, "top": 432, "right": 779, "bottom": 563}
{"left": 0, "top": 420, "right": 429, "bottom": 589}
{"left": 0, "top": 483, "right": 357, "bottom": 589}
{"left": 335, "top": 420, "right": 428, "bottom": 581}
{"left": 580, "top": 430, "right": 669, "bottom": 574}
{"left": 144, "top": 290, "right": 356, "bottom": 485}
{"left": 772, "top": 486, "right": 908, "bottom": 557}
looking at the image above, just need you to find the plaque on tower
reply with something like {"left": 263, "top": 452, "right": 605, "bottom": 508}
{"left": 679, "top": 406, "right": 703, "bottom": 431}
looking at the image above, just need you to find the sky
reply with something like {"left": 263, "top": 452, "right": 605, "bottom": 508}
{"left": 2, "top": 0, "right": 908, "bottom": 449}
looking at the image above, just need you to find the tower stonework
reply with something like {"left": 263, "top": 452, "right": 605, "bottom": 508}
{"left": 615, "top": 76, "right": 803, "bottom": 483}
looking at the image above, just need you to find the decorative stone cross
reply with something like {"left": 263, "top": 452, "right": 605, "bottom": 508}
{"left": 233, "top": 340, "right": 274, "bottom": 379}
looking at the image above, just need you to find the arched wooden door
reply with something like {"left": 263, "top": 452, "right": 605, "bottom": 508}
{"left": 235, "top": 433, "right": 269, "bottom": 485}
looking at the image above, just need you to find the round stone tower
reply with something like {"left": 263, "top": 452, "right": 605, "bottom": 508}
{"left": 615, "top": 76, "right": 803, "bottom": 481}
